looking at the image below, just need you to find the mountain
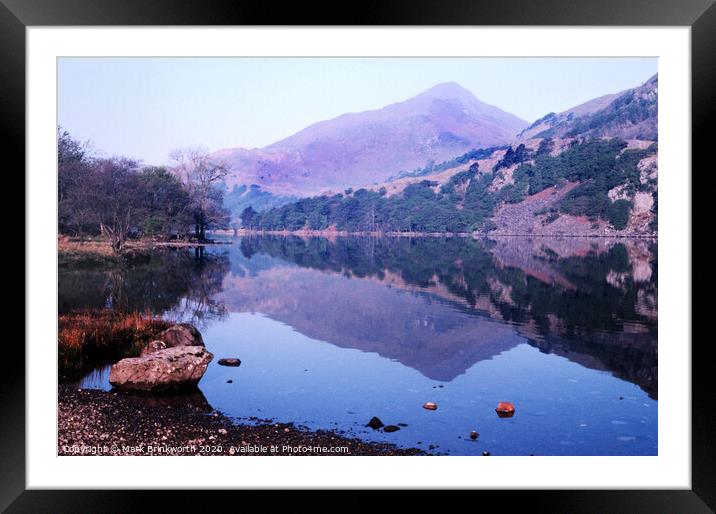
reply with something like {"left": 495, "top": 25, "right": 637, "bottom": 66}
{"left": 245, "top": 73, "right": 659, "bottom": 236}
{"left": 518, "top": 74, "right": 658, "bottom": 141}
{"left": 213, "top": 82, "right": 528, "bottom": 197}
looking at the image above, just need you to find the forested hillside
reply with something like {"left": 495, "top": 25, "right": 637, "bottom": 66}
{"left": 241, "top": 137, "right": 658, "bottom": 235}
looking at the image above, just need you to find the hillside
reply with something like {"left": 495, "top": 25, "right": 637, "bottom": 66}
{"left": 242, "top": 136, "right": 658, "bottom": 236}
{"left": 230, "top": 74, "right": 658, "bottom": 236}
{"left": 212, "top": 82, "right": 528, "bottom": 197}
{"left": 518, "top": 74, "right": 657, "bottom": 141}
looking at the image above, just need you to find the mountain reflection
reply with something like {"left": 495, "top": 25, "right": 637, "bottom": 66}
{"left": 59, "top": 237, "right": 657, "bottom": 398}
{"left": 227, "top": 236, "right": 657, "bottom": 398}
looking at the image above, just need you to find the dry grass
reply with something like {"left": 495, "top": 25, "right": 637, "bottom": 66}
{"left": 57, "top": 238, "right": 160, "bottom": 268}
{"left": 58, "top": 309, "right": 170, "bottom": 351}
{"left": 58, "top": 238, "right": 127, "bottom": 267}
{"left": 58, "top": 309, "right": 171, "bottom": 380}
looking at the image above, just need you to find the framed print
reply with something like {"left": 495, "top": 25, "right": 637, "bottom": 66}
{"left": 5, "top": 0, "right": 712, "bottom": 509}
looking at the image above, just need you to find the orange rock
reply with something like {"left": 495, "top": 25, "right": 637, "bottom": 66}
{"left": 423, "top": 402, "right": 438, "bottom": 411}
{"left": 495, "top": 401, "right": 515, "bottom": 418}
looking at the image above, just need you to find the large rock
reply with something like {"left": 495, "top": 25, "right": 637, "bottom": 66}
{"left": 140, "top": 340, "right": 167, "bottom": 356}
{"left": 158, "top": 323, "right": 204, "bottom": 348}
{"left": 109, "top": 346, "right": 213, "bottom": 392}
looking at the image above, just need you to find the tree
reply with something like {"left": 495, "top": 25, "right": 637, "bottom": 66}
{"left": 58, "top": 129, "right": 95, "bottom": 236}
{"left": 137, "top": 166, "right": 192, "bottom": 238}
{"left": 240, "top": 206, "right": 258, "bottom": 229}
{"left": 170, "top": 147, "right": 231, "bottom": 241}
{"left": 94, "top": 157, "right": 144, "bottom": 252}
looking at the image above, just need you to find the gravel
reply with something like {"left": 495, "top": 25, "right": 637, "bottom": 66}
{"left": 58, "top": 386, "right": 424, "bottom": 456}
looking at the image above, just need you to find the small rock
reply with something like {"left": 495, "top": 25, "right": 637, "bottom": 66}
{"left": 218, "top": 428, "right": 228, "bottom": 435}
{"left": 366, "top": 416, "right": 384, "bottom": 430}
{"left": 397, "top": 423, "right": 408, "bottom": 427}
{"left": 483, "top": 450, "right": 490, "bottom": 456}
{"left": 226, "top": 379, "right": 233, "bottom": 384}
{"left": 423, "top": 402, "right": 438, "bottom": 410}
{"left": 495, "top": 401, "right": 515, "bottom": 418}
{"left": 383, "top": 425, "right": 400, "bottom": 433}
{"left": 218, "top": 358, "right": 242, "bottom": 367}
{"left": 283, "top": 428, "right": 290, "bottom": 433}
{"left": 470, "top": 431, "right": 479, "bottom": 440}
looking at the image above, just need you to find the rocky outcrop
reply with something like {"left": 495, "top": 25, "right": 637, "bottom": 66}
{"left": 487, "top": 181, "right": 656, "bottom": 237}
{"left": 109, "top": 345, "right": 213, "bottom": 392}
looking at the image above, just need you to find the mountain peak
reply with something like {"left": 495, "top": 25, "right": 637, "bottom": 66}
{"left": 419, "top": 82, "right": 475, "bottom": 100}
{"left": 215, "top": 82, "right": 528, "bottom": 197}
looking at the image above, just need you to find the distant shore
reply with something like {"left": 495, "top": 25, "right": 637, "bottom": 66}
{"left": 58, "top": 386, "right": 425, "bottom": 456}
{"left": 226, "top": 229, "right": 658, "bottom": 239}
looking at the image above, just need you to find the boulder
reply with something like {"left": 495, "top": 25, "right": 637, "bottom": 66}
{"left": 158, "top": 323, "right": 204, "bottom": 348}
{"left": 109, "top": 345, "right": 213, "bottom": 392}
{"left": 140, "top": 340, "right": 167, "bottom": 356}
{"left": 423, "top": 402, "right": 438, "bottom": 411}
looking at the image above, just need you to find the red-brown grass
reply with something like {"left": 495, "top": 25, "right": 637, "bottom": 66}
{"left": 58, "top": 309, "right": 171, "bottom": 380}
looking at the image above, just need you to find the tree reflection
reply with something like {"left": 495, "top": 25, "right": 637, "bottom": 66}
{"left": 59, "top": 246, "right": 230, "bottom": 328}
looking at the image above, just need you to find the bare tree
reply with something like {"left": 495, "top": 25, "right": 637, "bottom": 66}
{"left": 170, "top": 148, "right": 231, "bottom": 241}
{"left": 94, "top": 157, "right": 143, "bottom": 253}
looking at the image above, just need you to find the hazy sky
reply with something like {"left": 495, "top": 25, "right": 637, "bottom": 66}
{"left": 58, "top": 57, "right": 657, "bottom": 165}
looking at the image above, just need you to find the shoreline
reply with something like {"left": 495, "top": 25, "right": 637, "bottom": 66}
{"left": 58, "top": 386, "right": 425, "bottom": 456}
{"left": 57, "top": 238, "right": 232, "bottom": 266}
{"left": 228, "top": 229, "right": 658, "bottom": 240}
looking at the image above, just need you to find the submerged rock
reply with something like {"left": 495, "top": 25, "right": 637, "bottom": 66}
{"left": 366, "top": 416, "right": 385, "bottom": 430}
{"left": 218, "top": 358, "right": 242, "bottom": 367}
{"left": 423, "top": 402, "right": 438, "bottom": 411}
{"left": 383, "top": 425, "right": 400, "bottom": 433}
{"left": 109, "top": 346, "right": 213, "bottom": 392}
{"left": 158, "top": 323, "right": 204, "bottom": 348}
{"left": 495, "top": 401, "right": 515, "bottom": 418}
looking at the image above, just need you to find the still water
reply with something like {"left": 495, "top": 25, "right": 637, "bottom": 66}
{"left": 64, "top": 236, "right": 658, "bottom": 456}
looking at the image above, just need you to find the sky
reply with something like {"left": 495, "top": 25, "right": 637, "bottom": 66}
{"left": 58, "top": 57, "right": 657, "bottom": 166}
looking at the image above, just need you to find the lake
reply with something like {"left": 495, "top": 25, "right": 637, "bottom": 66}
{"left": 61, "top": 235, "right": 658, "bottom": 456}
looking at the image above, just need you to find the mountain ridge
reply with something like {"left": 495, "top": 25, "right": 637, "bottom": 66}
{"left": 212, "top": 82, "right": 528, "bottom": 197}
{"left": 520, "top": 74, "right": 658, "bottom": 141}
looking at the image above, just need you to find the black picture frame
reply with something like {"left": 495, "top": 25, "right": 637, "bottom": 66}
{"left": 4, "top": 0, "right": 710, "bottom": 509}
